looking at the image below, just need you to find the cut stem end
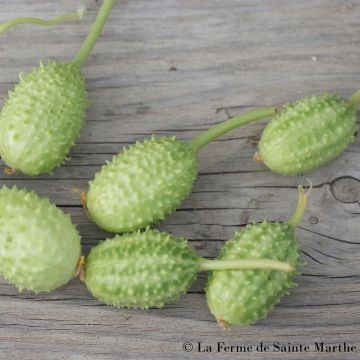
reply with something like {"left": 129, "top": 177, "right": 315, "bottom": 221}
{"left": 75, "top": 256, "right": 85, "bottom": 281}
{"left": 288, "top": 181, "right": 312, "bottom": 226}
{"left": 4, "top": 167, "right": 17, "bottom": 175}
{"left": 0, "top": 7, "right": 86, "bottom": 35}
{"left": 349, "top": 89, "right": 360, "bottom": 106}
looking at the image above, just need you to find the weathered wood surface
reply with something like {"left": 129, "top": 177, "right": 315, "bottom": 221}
{"left": 0, "top": 0, "right": 360, "bottom": 359}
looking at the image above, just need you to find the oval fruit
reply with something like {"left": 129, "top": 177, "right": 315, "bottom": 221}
{"left": 0, "top": 186, "right": 81, "bottom": 292}
{"left": 206, "top": 186, "right": 308, "bottom": 327}
{"left": 84, "top": 229, "right": 201, "bottom": 308}
{"left": 0, "top": 62, "right": 87, "bottom": 175}
{"left": 206, "top": 221, "right": 300, "bottom": 327}
{"left": 87, "top": 137, "right": 197, "bottom": 233}
{"left": 258, "top": 94, "right": 358, "bottom": 175}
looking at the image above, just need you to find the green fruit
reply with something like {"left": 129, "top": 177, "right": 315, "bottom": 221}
{"left": 87, "top": 108, "right": 275, "bottom": 233}
{"left": 0, "top": 0, "right": 116, "bottom": 175}
{"left": 0, "top": 186, "right": 81, "bottom": 292}
{"left": 206, "top": 186, "right": 308, "bottom": 327}
{"left": 84, "top": 229, "right": 292, "bottom": 309}
{"left": 258, "top": 93, "right": 358, "bottom": 175}
{"left": 85, "top": 229, "right": 200, "bottom": 308}
{"left": 0, "top": 62, "right": 87, "bottom": 175}
{"left": 87, "top": 137, "right": 198, "bottom": 232}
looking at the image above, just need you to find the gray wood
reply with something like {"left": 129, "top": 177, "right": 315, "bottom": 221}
{"left": 0, "top": 0, "right": 360, "bottom": 359}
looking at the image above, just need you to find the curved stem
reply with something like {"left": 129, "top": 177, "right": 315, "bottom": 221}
{"left": 349, "top": 89, "right": 360, "bottom": 105}
{"left": 199, "top": 258, "right": 294, "bottom": 272}
{"left": 288, "top": 184, "right": 311, "bottom": 227}
{"left": 72, "top": 0, "right": 117, "bottom": 67}
{"left": 190, "top": 107, "right": 276, "bottom": 153}
{"left": 0, "top": 7, "right": 86, "bottom": 35}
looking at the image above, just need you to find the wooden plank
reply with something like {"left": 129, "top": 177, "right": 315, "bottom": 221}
{"left": 0, "top": 0, "right": 359, "bottom": 359}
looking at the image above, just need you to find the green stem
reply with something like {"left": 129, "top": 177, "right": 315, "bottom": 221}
{"left": 199, "top": 258, "right": 294, "bottom": 272}
{"left": 0, "top": 7, "right": 86, "bottom": 35}
{"left": 288, "top": 185, "right": 310, "bottom": 226}
{"left": 349, "top": 89, "right": 360, "bottom": 105}
{"left": 72, "top": 0, "right": 117, "bottom": 67}
{"left": 190, "top": 107, "right": 276, "bottom": 153}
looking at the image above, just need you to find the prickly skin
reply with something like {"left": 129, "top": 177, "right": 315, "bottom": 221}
{"left": 0, "top": 61, "right": 88, "bottom": 175}
{"left": 0, "top": 186, "right": 81, "bottom": 292}
{"left": 206, "top": 221, "right": 301, "bottom": 326}
{"left": 87, "top": 136, "right": 198, "bottom": 233}
{"left": 258, "top": 94, "right": 357, "bottom": 175}
{"left": 85, "top": 229, "right": 201, "bottom": 308}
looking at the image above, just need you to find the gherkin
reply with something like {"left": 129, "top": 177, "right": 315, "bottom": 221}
{"left": 206, "top": 186, "right": 308, "bottom": 327}
{"left": 257, "top": 92, "right": 359, "bottom": 175}
{"left": 0, "top": 186, "right": 81, "bottom": 292}
{"left": 84, "top": 229, "right": 292, "bottom": 309}
{"left": 0, "top": 0, "right": 117, "bottom": 175}
{"left": 87, "top": 108, "right": 275, "bottom": 233}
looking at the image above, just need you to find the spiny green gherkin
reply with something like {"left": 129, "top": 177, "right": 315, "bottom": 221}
{"left": 206, "top": 186, "right": 308, "bottom": 327}
{"left": 0, "top": 186, "right": 81, "bottom": 292}
{"left": 87, "top": 136, "right": 198, "bottom": 233}
{"left": 0, "top": 62, "right": 87, "bottom": 175}
{"left": 86, "top": 108, "right": 275, "bottom": 233}
{"left": 257, "top": 93, "right": 359, "bottom": 175}
{"left": 0, "top": 0, "right": 116, "bottom": 175}
{"left": 84, "top": 229, "right": 292, "bottom": 309}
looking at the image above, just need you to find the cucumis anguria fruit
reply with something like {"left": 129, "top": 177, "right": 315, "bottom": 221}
{"left": 82, "top": 229, "right": 293, "bottom": 309}
{"left": 85, "top": 107, "right": 276, "bottom": 233}
{"left": 206, "top": 185, "right": 309, "bottom": 328}
{"left": 0, "top": 186, "right": 82, "bottom": 292}
{"left": 0, "top": 0, "right": 117, "bottom": 176}
{"left": 256, "top": 90, "right": 360, "bottom": 175}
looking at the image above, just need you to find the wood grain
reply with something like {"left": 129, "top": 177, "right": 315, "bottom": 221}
{"left": 0, "top": 0, "right": 359, "bottom": 359}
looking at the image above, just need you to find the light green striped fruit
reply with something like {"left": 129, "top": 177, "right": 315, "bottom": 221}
{"left": 206, "top": 186, "right": 308, "bottom": 327}
{"left": 258, "top": 94, "right": 358, "bottom": 175}
{"left": 87, "top": 137, "right": 198, "bottom": 233}
{"left": 0, "top": 62, "right": 87, "bottom": 175}
{"left": 0, "top": 186, "right": 81, "bottom": 292}
{"left": 84, "top": 229, "right": 200, "bottom": 308}
{"left": 206, "top": 222, "right": 300, "bottom": 327}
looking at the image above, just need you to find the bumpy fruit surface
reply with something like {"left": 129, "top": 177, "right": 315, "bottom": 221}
{"left": 85, "top": 229, "right": 200, "bottom": 308}
{"left": 87, "top": 136, "right": 198, "bottom": 233}
{"left": 206, "top": 221, "right": 300, "bottom": 326}
{"left": 0, "top": 186, "right": 81, "bottom": 292}
{"left": 0, "top": 62, "right": 87, "bottom": 175}
{"left": 258, "top": 94, "right": 357, "bottom": 175}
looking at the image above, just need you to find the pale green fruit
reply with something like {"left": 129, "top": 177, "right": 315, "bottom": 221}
{"left": 206, "top": 186, "right": 308, "bottom": 327}
{"left": 0, "top": 62, "right": 87, "bottom": 175}
{"left": 0, "top": 0, "right": 116, "bottom": 175}
{"left": 87, "top": 137, "right": 198, "bottom": 233}
{"left": 258, "top": 94, "right": 358, "bottom": 175}
{"left": 0, "top": 186, "right": 81, "bottom": 292}
{"left": 206, "top": 221, "right": 300, "bottom": 327}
